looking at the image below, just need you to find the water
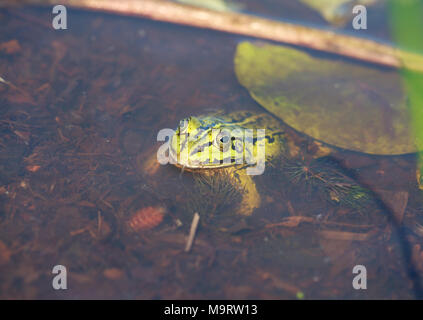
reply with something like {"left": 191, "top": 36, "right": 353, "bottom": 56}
{"left": 0, "top": 3, "right": 421, "bottom": 299}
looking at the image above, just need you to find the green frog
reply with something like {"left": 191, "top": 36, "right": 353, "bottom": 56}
{"left": 168, "top": 110, "right": 285, "bottom": 216}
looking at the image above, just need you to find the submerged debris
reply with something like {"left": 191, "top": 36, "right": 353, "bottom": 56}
{"left": 185, "top": 212, "right": 200, "bottom": 252}
{"left": 127, "top": 206, "right": 165, "bottom": 231}
{"left": 0, "top": 39, "right": 21, "bottom": 55}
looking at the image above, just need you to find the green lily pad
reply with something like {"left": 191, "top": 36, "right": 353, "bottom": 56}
{"left": 234, "top": 41, "right": 418, "bottom": 155}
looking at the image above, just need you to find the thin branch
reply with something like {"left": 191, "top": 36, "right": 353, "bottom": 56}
{"left": 185, "top": 212, "right": 200, "bottom": 252}
{"left": 13, "top": 0, "right": 423, "bottom": 72}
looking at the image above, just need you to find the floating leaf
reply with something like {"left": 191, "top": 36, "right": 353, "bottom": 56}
{"left": 235, "top": 41, "right": 418, "bottom": 155}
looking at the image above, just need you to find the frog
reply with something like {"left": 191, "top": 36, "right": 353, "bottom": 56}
{"left": 168, "top": 110, "right": 285, "bottom": 216}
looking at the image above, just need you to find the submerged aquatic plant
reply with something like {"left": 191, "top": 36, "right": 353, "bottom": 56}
{"left": 280, "top": 156, "right": 372, "bottom": 209}
{"left": 184, "top": 170, "right": 243, "bottom": 222}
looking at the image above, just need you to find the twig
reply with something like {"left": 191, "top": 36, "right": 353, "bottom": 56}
{"left": 185, "top": 212, "right": 200, "bottom": 252}
{"left": 319, "top": 229, "right": 375, "bottom": 241}
{"left": 7, "top": 8, "right": 53, "bottom": 28}
{"left": 97, "top": 210, "right": 102, "bottom": 234}
{"left": 0, "top": 75, "right": 33, "bottom": 97}
{"left": 17, "top": 0, "right": 423, "bottom": 72}
{"left": 0, "top": 76, "right": 8, "bottom": 85}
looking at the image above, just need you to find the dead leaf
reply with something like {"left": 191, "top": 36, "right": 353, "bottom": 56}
{"left": 6, "top": 91, "right": 36, "bottom": 106}
{"left": 266, "top": 216, "right": 314, "bottom": 228}
{"left": 257, "top": 270, "right": 301, "bottom": 295}
{"left": 0, "top": 241, "right": 11, "bottom": 265}
{"left": 0, "top": 40, "right": 21, "bottom": 55}
{"left": 77, "top": 200, "right": 96, "bottom": 208}
{"left": 320, "top": 238, "right": 352, "bottom": 259}
{"left": 320, "top": 238, "right": 357, "bottom": 277}
{"left": 375, "top": 189, "right": 408, "bottom": 224}
{"left": 26, "top": 165, "right": 40, "bottom": 172}
{"left": 412, "top": 244, "right": 423, "bottom": 272}
{"left": 319, "top": 230, "right": 374, "bottom": 241}
{"left": 103, "top": 268, "right": 124, "bottom": 280}
{"left": 138, "top": 148, "right": 161, "bottom": 176}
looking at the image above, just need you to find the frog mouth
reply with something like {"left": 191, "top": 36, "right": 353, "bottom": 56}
{"left": 168, "top": 136, "right": 238, "bottom": 170}
{"left": 169, "top": 146, "right": 237, "bottom": 170}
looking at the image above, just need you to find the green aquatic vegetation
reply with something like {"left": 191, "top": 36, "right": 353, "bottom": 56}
{"left": 280, "top": 157, "right": 371, "bottom": 209}
{"left": 389, "top": 1, "right": 423, "bottom": 190}
{"left": 184, "top": 170, "right": 243, "bottom": 221}
{"left": 328, "top": 183, "right": 371, "bottom": 209}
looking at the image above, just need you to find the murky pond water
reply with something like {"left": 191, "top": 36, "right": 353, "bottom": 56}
{"left": 0, "top": 3, "right": 422, "bottom": 299}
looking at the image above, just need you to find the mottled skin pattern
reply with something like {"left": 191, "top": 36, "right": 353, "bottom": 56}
{"left": 169, "top": 110, "right": 285, "bottom": 215}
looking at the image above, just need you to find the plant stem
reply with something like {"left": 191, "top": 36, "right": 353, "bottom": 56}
{"left": 13, "top": 0, "right": 423, "bottom": 72}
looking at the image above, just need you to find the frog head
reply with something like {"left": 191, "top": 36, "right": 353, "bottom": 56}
{"left": 169, "top": 115, "right": 257, "bottom": 170}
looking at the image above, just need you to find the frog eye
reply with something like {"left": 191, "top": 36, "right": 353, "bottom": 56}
{"left": 214, "top": 130, "right": 231, "bottom": 152}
